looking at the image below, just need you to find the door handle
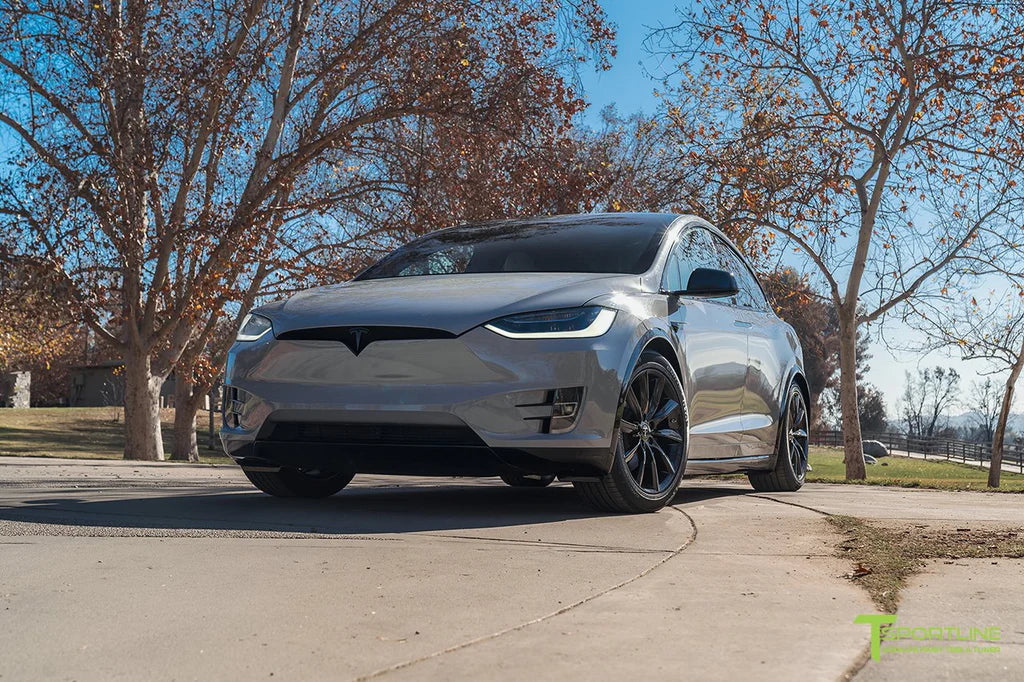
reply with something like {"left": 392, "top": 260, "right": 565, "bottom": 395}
{"left": 733, "top": 320, "right": 753, "bottom": 328}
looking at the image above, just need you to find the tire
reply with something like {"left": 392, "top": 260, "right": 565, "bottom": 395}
{"left": 243, "top": 468, "right": 354, "bottom": 498}
{"left": 574, "top": 351, "right": 688, "bottom": 513}
{"left": 748, "top": 382, "right": 808, "bottom": 492}
{"left": 500, "top": 473, "right": 556, "bottom": 487}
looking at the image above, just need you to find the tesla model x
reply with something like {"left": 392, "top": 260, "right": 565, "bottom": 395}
{"left": 221, "top": 213, "right": 809, "bottom": 513}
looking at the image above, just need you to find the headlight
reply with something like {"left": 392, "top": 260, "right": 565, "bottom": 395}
{"left": 484, "top": 307, "right": 616, "bottom": 339}
{"left": 236, "top": 313, "right": 273, "bottom": 341}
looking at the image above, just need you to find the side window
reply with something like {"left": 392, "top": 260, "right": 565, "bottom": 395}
{"left": 742, "top": 268, "right": 769, "bottom": 311}
{"left": 708, "top": 242, "right": 744, "bottom": 306}
{"left": 662, "top": 228, "right": 718, "bottom": 292}
{"left": 661, "top": 248, "right": 684, "bottom": 293}
{"left": 711, "top": 237, "right": 767, "bottom": 310}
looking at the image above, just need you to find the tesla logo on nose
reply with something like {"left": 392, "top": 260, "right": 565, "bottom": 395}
{"left": 349, "top": 327, "right": 370, "bottom": 355}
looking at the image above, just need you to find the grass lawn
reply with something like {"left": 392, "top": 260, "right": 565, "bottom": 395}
{"left": 808, "top": 446, "right": 1024, "bottom": 493}
{"left": 4, "top": 410, "right": 1024, "bottom": 487}
{"left": 0, "top": 407, "right": 230, "bottom": 464}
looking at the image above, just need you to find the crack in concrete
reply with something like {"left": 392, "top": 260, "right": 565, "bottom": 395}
{"left": 749, "top": 492, "right": 832, "bottom": 516}
{"left": 349, "top": 489, "right": 881, "bottom": 681}
{"left": 350, "top": 505, "right": 699, "bottom": 682}
{"left": 419, "top": 532, "right": 675, "bottom": 554}
{"left": 747, "top": 492, "right": 875, "bottom": 681}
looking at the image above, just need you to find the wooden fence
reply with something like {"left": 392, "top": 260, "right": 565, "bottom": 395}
{"left": 810, "top": 430, "right": 1024, "bottom": 474}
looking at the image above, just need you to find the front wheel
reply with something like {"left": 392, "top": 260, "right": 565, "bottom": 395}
{"left": 243, "top": 468, "right": 354, "bottom": 498}
{"left": 574, "top": 352, "right": 688, "bottom": 513}
{"left": 748, "top": 382, "right": 808, "bottom": 492}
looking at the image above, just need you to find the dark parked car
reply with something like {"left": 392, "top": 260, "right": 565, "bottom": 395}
{"left": 221, "top": 213, "right": 808, "bottom": 512}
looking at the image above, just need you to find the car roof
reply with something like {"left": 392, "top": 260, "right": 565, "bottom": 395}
{"left": 416, "top": 212, "right": 742, "bottom": 261}
{"left": 428, "top": 212, "right": 678, "bottom": 232}
{"left": 522, "top": 213, "right": 738, "bottom": 253}
{"left": 424, "top": 212, "right": 733, "bottom": 239}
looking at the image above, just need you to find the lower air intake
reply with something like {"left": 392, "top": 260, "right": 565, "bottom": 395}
{"left": 266, "top": 422, "right": 486, "bottom": 447}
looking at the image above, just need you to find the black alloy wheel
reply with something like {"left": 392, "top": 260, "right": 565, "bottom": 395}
{"left": 575, "top": 352, "right": 688, "bottom": 513}
{"left": 748, "top": 382, "right": 808, "bottom": 492}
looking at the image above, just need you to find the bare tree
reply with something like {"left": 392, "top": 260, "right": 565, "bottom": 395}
{"left": 967, "top": 378, "right": 1003, "bottom": 445}
{"left": 900, "top": 367, "right": 960, "bottom": 439}
{"left": 649, "top": 0, "right": 1024, "bottom": 479}
{"left": 906, "top": 285, "right": 1024, "bottom": 487}
{"left": 0, "top": 0, "right": 613, "bottom": 460}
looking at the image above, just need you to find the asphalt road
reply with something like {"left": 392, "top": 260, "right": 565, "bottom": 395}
{"left": 0, "top": 457, "right": 1020, "bottom": 681}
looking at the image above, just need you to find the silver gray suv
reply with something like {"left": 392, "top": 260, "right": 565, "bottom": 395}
{"left": 221, "top": 213, "right": 808, "bottom": 512}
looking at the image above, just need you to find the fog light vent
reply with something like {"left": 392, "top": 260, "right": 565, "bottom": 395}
{"left": 550, "top": 387, "right": 583, "bottom": 433}
{"left": 222, "top": 385, "right": 251, "bottom": 428}
{"left": 516, "top": 387, "right": 584, "bottom": 434}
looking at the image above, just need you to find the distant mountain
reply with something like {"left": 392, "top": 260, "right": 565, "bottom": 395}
{"left": 943, "top": 411, "right": 1024, "bottom": 434}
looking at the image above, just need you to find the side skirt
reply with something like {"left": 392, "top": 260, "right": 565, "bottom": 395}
{"left": 683, "top": 454, "right": 771, "bottom": 475}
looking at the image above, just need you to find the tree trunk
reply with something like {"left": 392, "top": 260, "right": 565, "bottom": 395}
{"left": 122, "top": 349, "right": 165, "bottom": 461}
{"left": 837, "top": 312, "right": 866, "bottom": 480}
{"left": 989, "top": 350, "right": 1024, "bottom": 488}
{"left": 171, "top": 373, "right": 200, "bottom": 462}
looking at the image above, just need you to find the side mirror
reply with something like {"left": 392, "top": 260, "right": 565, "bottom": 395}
{"left": 681, "top": 268, "right": 740, "bottom": 298}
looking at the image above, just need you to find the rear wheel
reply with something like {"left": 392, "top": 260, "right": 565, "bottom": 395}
{"left": 499, "top": 473, "right": 556, "bottom": 487}
{"left": 243, "top": 468, "right": 354, "bottom": 498}
{"left": 748, "top": 382, "right": 808, "bottom": 492}
{"left": 574, "top": 352, "right": 688, "bottom": 513}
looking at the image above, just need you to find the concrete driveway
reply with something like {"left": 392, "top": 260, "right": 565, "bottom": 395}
{"left": 0, "top": 457, "right": 1020, "bottom": 681}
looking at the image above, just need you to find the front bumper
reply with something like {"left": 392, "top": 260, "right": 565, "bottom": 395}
{"left": 220, "top": 322, "right": 639, "bottom": 477}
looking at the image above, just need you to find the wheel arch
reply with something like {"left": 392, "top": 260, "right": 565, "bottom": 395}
{"left": 619, "top": 328, "right": 685, "bottom": 392}
{"left": 789, "top": 371, "right": 811, "bottom": 426}
{"left": 769, "top": 369, "right": 811, "bottom": 469}
{"left": 639, "top": 335, "right": 682, "bottom": 382}
{"left": 613, "top": 328, "right": 687, "bottom": 437}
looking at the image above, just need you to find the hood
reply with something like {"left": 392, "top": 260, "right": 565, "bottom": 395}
{"left": 260, "top": 272, "right": 642, "bottom": 336}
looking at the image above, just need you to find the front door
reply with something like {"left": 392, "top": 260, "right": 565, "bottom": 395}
{"left": 664, "top": 227, "right": 748, "bottom": 460}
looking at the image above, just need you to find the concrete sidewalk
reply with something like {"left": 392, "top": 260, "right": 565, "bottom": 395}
{"left": 745, "top": 480, "right": 1024, "bottom": 524}
{"left": 1, "top": 457, "right": 1021, "bottom": 680}
{"left": 856, "top": 560, "right": 1023, "bottom": 681}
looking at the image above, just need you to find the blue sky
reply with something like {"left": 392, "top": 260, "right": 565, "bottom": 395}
{"left": 576, "top": 0, "right": 680, "bottom": 124}
{"left": 580, "top": 0, "right": 989, "bottom": 420}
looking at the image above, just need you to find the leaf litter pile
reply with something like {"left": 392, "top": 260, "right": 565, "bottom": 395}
{"left": 827, "top": 515, "right": 1024, "bottom": 613}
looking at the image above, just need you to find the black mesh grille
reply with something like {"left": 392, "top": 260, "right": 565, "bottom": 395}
{"left": 266, "top": 422, "right": 486, "bottom": 447}
{"left": 276, "top": 326, "right": 456, "bottom": 355}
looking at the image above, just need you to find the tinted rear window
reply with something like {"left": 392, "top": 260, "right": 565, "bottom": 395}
{"left": 356, "top": 217, "right": 669, "bottom": 280}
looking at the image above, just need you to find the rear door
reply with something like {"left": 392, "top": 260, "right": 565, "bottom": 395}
{"left": 708, "top": 237, "right": 784, "bottom": 457}
{"left": 664, "top": 227, "right": 747, "bottom": 461}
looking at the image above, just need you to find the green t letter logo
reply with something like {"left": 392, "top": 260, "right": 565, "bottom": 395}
{"left": 854, "top": 614, "right": 898, "bottom": 661}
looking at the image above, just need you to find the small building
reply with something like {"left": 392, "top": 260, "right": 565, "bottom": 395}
{"left": 69, "top": 361, "right": 177, "bottom": 407}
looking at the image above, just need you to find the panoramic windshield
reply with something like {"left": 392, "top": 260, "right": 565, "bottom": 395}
{"left": 356, "top": 216, "right": 669, "bottom": 280}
